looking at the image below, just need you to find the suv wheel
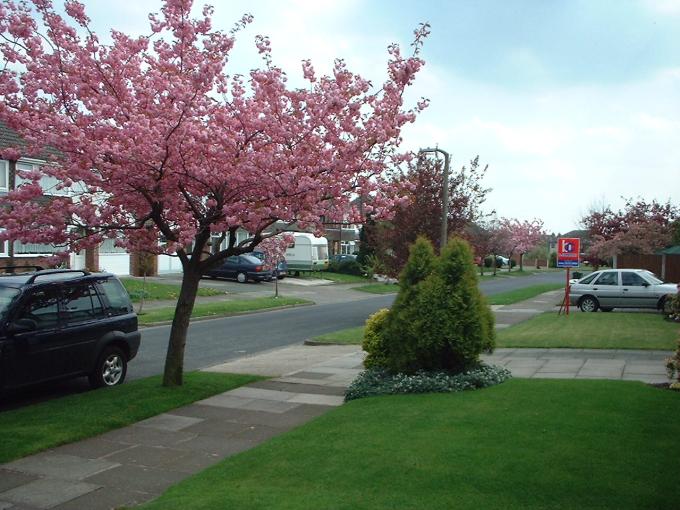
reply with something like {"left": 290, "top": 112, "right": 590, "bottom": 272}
{"left": 579, "top": 296, "right": 599, "bottom": 313}
{"left": 89, "top": 346, "right": 128, "bottom": 388}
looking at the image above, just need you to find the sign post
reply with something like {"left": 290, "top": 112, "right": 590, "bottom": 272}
{"left": 557, "top": 238, "right": 580, "bottom": 315}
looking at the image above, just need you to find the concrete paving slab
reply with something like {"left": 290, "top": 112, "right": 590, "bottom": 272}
{"left": 247, "top": 380, "right": 347, "bottom": 396}
{"left": 156, "top": 450, "right": 224, "bottom": 475}
{"left": 227, "top": 387, "right": 298, "bottom": 402}
{"left": 1, "top": 479, "right": 100, "bottom": 509}
{"left": 623, "top": 363, "right": 668, "bottom": 375}
{"left": 104, "top": 445, "right": 195, "bottom": 469}
{"left": 50, "top": 438, "right": 132, "bottom": 461}
{"left": 135, "top": 413, "right": 204, "bottom": 432}
{"left": 231, "top": 424, "right": 287, "bottom": 442}
{"left": 85, "top": 465, "right": 186, "bottom": 495}
{"left": 196, "top": 394, "right": 254, "bottom": 409}
{"left": 621, "top": 374, "right": 669, "bottom": 384}
{"left": 271, "top": 376, "right": 348, "bottom": 387}
{"left": 99, "top": 426, "right": 196, "bottom": 449}
{"left": 287, "top": 394, "right": 345, "bottom": 406}
{"left": 533, "top": 373, "right": 577, "bottom": 379}
{"left": 240, "top": 399, "right": 301, "bottom": 414}
{"left": 0, "top": 502, "right": 13, "bottom": 510}
{"left": 51, "top": 488, "right": 153, "bottom": 510}
{"left": 204, "top": 344, "right": 362, "bottom": 377}
{"left": 537, "top": 361, "right": 584, "bottom": 373}
{"left": 173, "top": 436, "right": 256, "bottom": 457}
{"left": 0, "top": 470, "right": 39, "bottom": 493}
{"left": 505, "top": 358, "right": 547, "bottom": 368}
{"left": 4, "top": 455, "right": 118, "bottom": 481}
{"left": 287, "top": 371, "right": 334, "bottom": 380}
{"left": 508, "top": 368, "right": 540, "bottom": 377}
{"left": 181, "top": 418, "right": 249, "bottom": 438}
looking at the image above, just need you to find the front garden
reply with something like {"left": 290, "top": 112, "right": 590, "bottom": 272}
{"left": 140, "top": 378, "right": 680, "bottom": 510}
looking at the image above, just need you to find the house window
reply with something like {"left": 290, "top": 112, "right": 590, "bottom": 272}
{"left": 0, "top": 160, "right": 8, "bottom": 191}
{"left": 15, "top": 161, "right": 64, "bottom": 195}
{"left": 14, "top": 241, "right": 58, "bottom": 257}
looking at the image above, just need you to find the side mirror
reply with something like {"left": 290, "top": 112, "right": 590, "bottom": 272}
{"left": 642, "top": 282, "right": 650, "bottom": 287}
{"left": 7, "top": 318, "right": 38, "bottom": 334}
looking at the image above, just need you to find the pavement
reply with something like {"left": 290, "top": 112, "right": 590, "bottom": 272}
{"left": 0, "top": 290, "right": 674, "bottom": 510}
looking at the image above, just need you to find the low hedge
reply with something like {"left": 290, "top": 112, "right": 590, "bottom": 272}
{"left": 345, "top": 364, "right": 511, "bottom": 401}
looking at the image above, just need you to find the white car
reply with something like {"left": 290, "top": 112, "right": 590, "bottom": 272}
{"left": 569, "top": 269, "right": 677, "bottom": 312}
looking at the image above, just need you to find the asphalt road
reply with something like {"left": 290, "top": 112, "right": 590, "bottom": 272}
{"left": 129, "top": 270, "right": 565, "bottom": 380}
{"left": 0, "top": 270, "right": 565, "bottom": 410}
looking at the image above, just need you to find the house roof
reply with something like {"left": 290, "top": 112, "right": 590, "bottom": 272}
{"left": 0, "top": 122, "right": 61, "bottom": 160}
{"left": 657, "top": 245, "right": 680, "bottom": 255}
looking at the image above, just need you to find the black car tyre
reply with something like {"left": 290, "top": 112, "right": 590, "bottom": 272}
{"left": 236, "top": 272, "right": 248, "bottom": 284}
{"left": 579, "top": 296, "right": 599, "bottom": 313}
{"left": 89, "top": 346, "right": 128, "bottom": 388}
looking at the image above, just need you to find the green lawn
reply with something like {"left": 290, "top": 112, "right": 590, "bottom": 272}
{"left": 498, "top": 311, "right": 679, "bottom": 350}
{"left": 121, "top": 278, "right": 223, "bottom": 302}
{"left": 141, "top": 379, "right": 680, "bottom": 510}
{"left": 352, "top": 283, "right": 399, "bottom": 294}
{"left": 0, "top": 372, "right": 262, "bottom": 463}
{"left": 292, "top": 271, "right": 369, "bottom": 284}
{"left": 486, "top": 283, "right": 564, "bottom": 305}
{"left": 310, "top": 326, "right": 365, "bottom": 345}
{"left": 138, "top": 297, "right": 312, "bottom": 325}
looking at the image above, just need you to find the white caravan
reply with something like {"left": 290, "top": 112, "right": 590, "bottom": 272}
{"left": 284, "top": 233, "right": 329, "bottom": 273}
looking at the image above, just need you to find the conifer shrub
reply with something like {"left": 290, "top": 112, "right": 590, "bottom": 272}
{"left": 362, "top": 308, "right": 391, "bottom": 369}
{"left": 362, "top": 236, "right": 496, "bottom": 374}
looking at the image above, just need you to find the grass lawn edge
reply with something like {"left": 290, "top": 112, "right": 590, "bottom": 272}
{"left": 139, "top": 300, "right": 314, "bottom": 327}
{"left": 0, "top": 371, "right": 264, "bottom": 464}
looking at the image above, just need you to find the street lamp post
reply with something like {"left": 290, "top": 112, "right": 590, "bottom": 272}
{"left": 419, "top": 147, "right": 450, "bottom": 250}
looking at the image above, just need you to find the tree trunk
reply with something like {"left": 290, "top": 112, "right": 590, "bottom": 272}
{"left": 492, "top": 253, "right": 497, "bottom": 276}
{"left": 520, "top": 253, "right": 524, "bottom": 272}
{"left": 162, "top": 267, "right": 202, "bottom": 386}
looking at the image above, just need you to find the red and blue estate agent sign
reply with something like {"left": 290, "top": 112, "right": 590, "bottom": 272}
{"left": 557, "top": 237, "right": 580, "bottom": 268}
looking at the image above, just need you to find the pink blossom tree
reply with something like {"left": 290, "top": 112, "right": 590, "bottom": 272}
{"left": 0, "top": 0, "right": 429, "bottom": 386}
{"left": 256, "top": 233, "right": 294, "bottom": 298}
{"left": 500, "top": 218, "right": 545, "bottom": 271}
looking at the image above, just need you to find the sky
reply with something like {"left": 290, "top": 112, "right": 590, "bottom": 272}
{"left": 68, "top": 1, "right": 680, "bottom": 233}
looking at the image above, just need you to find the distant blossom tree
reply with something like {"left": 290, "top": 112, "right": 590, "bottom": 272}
{"left": 0, "top": 0, "right": 429, "bottom": 385}
{"left": 582, "top": 199, "right": 678, "bottom": 262}
{"left": 256, "top": 233, "right": 293, "bottom": 298}
{"left": 499, "top": 218, "right": 545, "bottom": 272}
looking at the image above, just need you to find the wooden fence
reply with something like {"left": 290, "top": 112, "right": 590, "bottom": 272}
{"left": 616, "top": 253, "right": 680, "bottom": 283}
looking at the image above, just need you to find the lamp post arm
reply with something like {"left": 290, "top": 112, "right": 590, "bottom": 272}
{"left": 419, "top": 147, "right": 451, "bottom": 250}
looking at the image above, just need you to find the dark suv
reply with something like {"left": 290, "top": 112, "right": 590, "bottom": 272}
{"left": 0, "top": 267, "right": 140, "bottom": 391}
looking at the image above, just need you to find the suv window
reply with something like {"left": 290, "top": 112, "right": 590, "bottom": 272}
{"left": 99, "top": 278, "right": 132, "bottom": 316}
{"left": 17, "top": 287, "right": 61, "bottom": 330}
{"left": 0, "top": 287, "right": 20, "bottom": 321}
{"left": 63, "top": 283, "right": 105, "bottom": 324}
{"left": 621, "top": 272, "right": 648, "bottom": 286}
{"left": 595, "top": 272, "right": 619, "bottom": 286}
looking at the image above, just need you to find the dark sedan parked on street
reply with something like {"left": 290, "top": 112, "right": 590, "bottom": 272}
{"left": 204, "top": 255, "right": 273, "bottom": 283}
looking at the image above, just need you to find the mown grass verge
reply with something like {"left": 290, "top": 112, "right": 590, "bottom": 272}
{"left": 138, "top": 297, "right": 313, "bottom": 325}
{"left": 486, "top": 283, "right": 563, "bottom": 305}
{"left": 498, "top": 311, "right": 679, "bottom": 350}
{"left": 121, "top": 278, "right": 223, "bottom": 302}
{"left": 352, "top": 283, "right": 399, "bottom": 294}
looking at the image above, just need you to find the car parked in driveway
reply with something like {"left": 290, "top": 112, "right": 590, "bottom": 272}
{"left": 252, "top": 251, "right": 287, "bottom": 279}
{"left": 569, "top": 268, "right": 677, "bottom": 312}
{"left": 204, "top": 254, "right": 273, "bottom": 283}
{"left": 0, "top": 267, "right": 140, "bottom": 391}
